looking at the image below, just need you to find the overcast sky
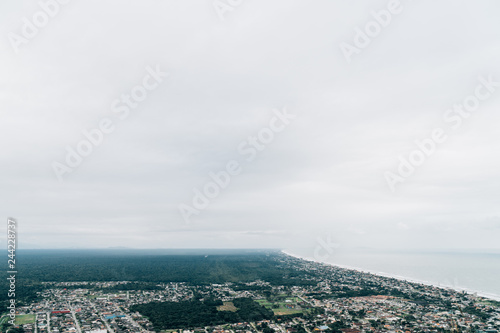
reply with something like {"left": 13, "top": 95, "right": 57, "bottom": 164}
{"left": 1, "top": 0, "right": 499, "bottom": 251}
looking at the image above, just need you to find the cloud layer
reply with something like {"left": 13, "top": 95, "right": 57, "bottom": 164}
{"left": 1, "top": 0, "right": 499, "bottom": 250}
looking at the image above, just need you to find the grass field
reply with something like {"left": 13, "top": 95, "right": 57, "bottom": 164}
{"left": 256, "top": 297, "right": 304, "bottom": 315}
{"left": 15, "top": 314, "right": 36, "bottom": 325}
{"left": 217, "top": 301, "right": 238, "bottom": 312}
{"left": 256, "top": 299, "right": 272, "bottom": 307}
{"left": 479, "top": 299, "right": 500, "bottom": 307}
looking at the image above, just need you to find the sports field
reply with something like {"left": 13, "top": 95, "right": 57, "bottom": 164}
{"left": 256, "top": 296, "right": 304, "bottom": 315}
{"left": 15, "top": 314, "right": 36, "bottom": 325}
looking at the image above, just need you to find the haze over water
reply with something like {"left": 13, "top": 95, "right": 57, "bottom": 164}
{"left": 286, "top": 248, "right": 500, "bottom": 301}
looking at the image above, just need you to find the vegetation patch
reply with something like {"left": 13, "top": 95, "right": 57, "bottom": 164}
{"left": 217, "top": 301, "right": 238, "bottom": 312}
{"left": 131, "top": 298, "right": 273, "bottom": 330}
{"left": 15, "top": 314, "right": 36, "bottom": 325}
{"left": 256, "top": 296, "right": 305, "bottom": 315}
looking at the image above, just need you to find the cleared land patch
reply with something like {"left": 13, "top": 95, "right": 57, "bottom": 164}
{"left": 217, "top": 301, "right": 238, "bottom": 312}
{"left": 256, "top": 296, "right": 304, "bottom": 315}
{"left": 15, "top": 314, "right": 36, "bottom": 325}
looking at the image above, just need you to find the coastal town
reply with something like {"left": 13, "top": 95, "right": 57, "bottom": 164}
{"left": 3, "top": 254, "right": 500, "bottom": 333}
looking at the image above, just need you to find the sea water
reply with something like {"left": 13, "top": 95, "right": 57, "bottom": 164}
{"left": 285, "top": 248, "right": 500, "bottom": 301}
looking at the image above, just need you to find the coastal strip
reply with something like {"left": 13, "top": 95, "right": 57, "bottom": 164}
{"left": 281, "top": 249, "right": 500, "bottom": 302}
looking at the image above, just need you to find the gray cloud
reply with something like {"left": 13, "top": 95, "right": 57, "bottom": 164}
{"left": 1, "top": 0, "right": 499, "bottom": 250}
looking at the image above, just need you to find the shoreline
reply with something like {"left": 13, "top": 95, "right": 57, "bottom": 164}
{"left": 281, "top": 249, "right": 500, "bottom": 302}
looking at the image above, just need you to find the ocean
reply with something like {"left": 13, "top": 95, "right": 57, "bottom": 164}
{"left": 284, "top": 248, "right": 500, "bottom": 301}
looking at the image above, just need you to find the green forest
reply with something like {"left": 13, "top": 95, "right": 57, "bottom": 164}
{"left": 3, "top": 250, "right": 314, "bottom": 284}
{"left": 130, "top": 298, "right": 274, "bottom": 329}
{"left": 0, "top": 250, "right": 315, "bottom": 310}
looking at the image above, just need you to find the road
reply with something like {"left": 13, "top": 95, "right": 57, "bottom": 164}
{"left": 101, "top": 316, "right": 115, "bottom": 333}
{"left": 124, "top": 312, "right": 146, "bottom": 332}
{"left": 70, "top": 310, "right": 82, "bottom": 333}
{"left": 293, "top": 318, "right": 312, "bottom": 333}
{"left": 298, "top": 296, "right": 313, "bottom": 307}
{"left": 87, "top": 300, "right": 115, "bottom": 333}
{"left": 250, "top": 322, "right": 261, "bottom": 333}
{"left": 46, "top": 312, "right": 51, "bottom": 333}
